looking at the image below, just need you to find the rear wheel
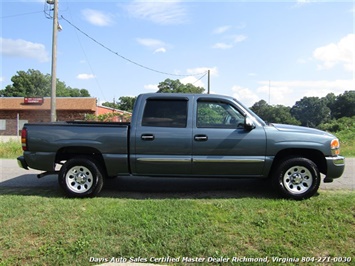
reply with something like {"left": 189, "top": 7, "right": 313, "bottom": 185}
{"left": 58, "top": 157, "right": 104, "bottom": 198}
{"left": 272, "top": 157, "right": 320, "bottom": 200}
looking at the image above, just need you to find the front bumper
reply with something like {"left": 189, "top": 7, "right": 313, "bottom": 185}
{"left": 324, "top": 156, "right": 345, "bottom": 182}
{"left": 17, "top": 156, "right": 29, "bottom": 170}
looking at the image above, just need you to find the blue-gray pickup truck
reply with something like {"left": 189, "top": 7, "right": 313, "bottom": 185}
{"left": 17, "top": 93, "right": 345, "bottom": 199}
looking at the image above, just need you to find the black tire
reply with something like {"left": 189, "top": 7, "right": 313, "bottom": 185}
{"left": 58, "top": 157, "right": 104, "bottom": 198}
{"left": 272, "top": 157, "right": 320, "bottom": 200}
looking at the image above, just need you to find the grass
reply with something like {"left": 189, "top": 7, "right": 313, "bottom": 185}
{"left": 0, "top": 139, "right": 22, "bottom": 159}
{"left": 0, "top": 189, "right": 354, "bottom": 265}
{"left": 337, "top": 130, "right": 355, "bottom": 157}
{"left": 0, "top": 135, "right": 354, "bottom": 265}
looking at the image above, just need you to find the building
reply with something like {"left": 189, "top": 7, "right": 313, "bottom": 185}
{"left": 0, "top": 97, "right": 131, "bottom": 135}
{"left": 96, "top": 105, "right": 132, "bottom": 122}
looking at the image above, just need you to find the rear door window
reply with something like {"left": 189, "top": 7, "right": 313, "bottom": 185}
{"left": 142, "top": 99, "right": 188, "bottom": 128}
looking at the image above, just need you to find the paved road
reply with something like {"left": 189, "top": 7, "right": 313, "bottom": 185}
{"left": 0, "top": 158, "right": 353, "bottom": 198}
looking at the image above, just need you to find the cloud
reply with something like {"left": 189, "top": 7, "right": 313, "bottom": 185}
{"left": 77, "top": 73, "right": 95, "bottom": 80}
{"left": 232, "top": 86, "right": 260, "bottom": 107}
{"left": 82, "top": 9, "right": 114, "bottom": 26}
{"left": 136, "top": 38, "right": 168, "bottom": 53}
{"left": 313, "top": 34, "right": 355, "bottom": 72}
{"left": 229, "top": 79, "right": 354, "bottom": 108}
{"left": 144, "top": 84, "right": 158, "bottom": 91}
{"left": 186, "top": 66, "right": 218, "bottom": 77}
{"left": 212, "top": 42, "right": 233, "bottom": 49}
{"left": 154, "top": 48, "right": 166, "bottom": 53}
{"left": 136, "top": 38, "right": 165, "bottom": 48}
{"left": 0, "top": 38, "right": 49, "bottom": 62}
{"left": 213, "top": 25, "right": 231, "bottom": 34}
{"left": 0, "top": 77, "right": 4, "bottom": 83}
{"left": 175, "top": 67, "right": 218, "bottom": 89}
{"left": 293, "top": 0, "right": 312, "bottom": 8}
{"left": 233, "top": 35, "right": 247, "bottom": 43}
{"left": 257, "top": 79, "right": 354, "bottom": 106}
{"left": 212, "top": 35, "right": 247, "bottom": 49}
{"left": 180, "top": 76, "right": 205, "bottom": 88}
{"left": 124, "top": 0, "right": 187, "bottom": 25}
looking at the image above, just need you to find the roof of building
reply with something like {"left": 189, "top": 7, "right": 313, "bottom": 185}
{"left": 0, "top": 97, "right": 97, "bottom": 111}
{"left": 96, "top": 105, "right": 132, "bottom": 115}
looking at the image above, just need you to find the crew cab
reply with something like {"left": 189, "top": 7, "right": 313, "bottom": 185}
{"left": 17, "top": 93, "right": 345, "bottom": 199}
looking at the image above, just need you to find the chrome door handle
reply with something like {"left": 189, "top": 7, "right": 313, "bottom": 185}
{"left": 194, "top": 134, "right": 208, "bottom": 141}
{"left": 141, "top": 134, "right": 155, "bottom": 141}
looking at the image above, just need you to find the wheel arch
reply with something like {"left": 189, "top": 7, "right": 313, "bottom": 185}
{"left": 271, "top": 148, "right": 327, "bottom": 175}
{"left": 55, "top": 146, "right": 108, "bottom": 177}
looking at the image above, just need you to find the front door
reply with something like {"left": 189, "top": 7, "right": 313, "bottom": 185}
{"left": 192, "top": 98, "right": 266, "bottom": 177}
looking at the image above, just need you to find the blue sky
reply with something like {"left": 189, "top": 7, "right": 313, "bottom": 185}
{"left": 1, "top": 0, "right": 354, "bottom": 107}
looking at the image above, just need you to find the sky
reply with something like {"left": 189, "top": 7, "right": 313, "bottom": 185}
{"left": 1, "top": 0, "right": 354, "bottom": 107}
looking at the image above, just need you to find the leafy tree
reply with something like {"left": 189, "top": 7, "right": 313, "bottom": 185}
{"left": 0, "top": 69, "right": 90, "bottom": 97}
{"left": 251, "top": 100, "right": 300, "bottom": 125}
{"left": 324, "top": 93, "right": 337, "bottom": 119}
{"left": 291, "top": 96, "right": 330, "bottom": 127}
{"left": 318, "top": 116, "right": 355, "bottom": 132}
{"left": 157, "top": 78, "right": 205, "bottom": 93}
{"left": 117, "top": 96, "right": 136, "bottom": 112}
{"left": 102, "top": 96, "right": 136, "bottom": 112}
{"left": 250, "top": 100, "right": 269, "bottom": 119}
{"left": 331, "top": 91, "right": 355, "bottom": 119}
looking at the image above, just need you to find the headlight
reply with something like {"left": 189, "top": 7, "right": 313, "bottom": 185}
{"left": 330, "top": 139, "right": 340, "bottom": 155}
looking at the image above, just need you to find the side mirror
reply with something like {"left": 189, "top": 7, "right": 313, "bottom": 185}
{"left": 244, "top": 116, "right": 255, "bottom": 131}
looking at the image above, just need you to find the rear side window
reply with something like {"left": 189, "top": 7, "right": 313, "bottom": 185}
{"left": 142, "top": 99, "right": 188, "bottom": 128}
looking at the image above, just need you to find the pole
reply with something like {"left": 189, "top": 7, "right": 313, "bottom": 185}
{"left": 50, "top": 0, "right": 58, "bottom": 122}
{"left": 207, "top": 69, "right": 210, "bottom": 94}
{"left": 17, "top": 113, "right": 19, "bottom": 137}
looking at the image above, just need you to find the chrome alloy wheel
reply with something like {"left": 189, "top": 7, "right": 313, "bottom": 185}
{"left": 283, "top": 165, "right": 313, "bottom": 194}
{"left": 65, "top": 165, "right": 93, "bottom": 193}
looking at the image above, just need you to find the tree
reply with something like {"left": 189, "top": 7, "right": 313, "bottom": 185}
{"left": 324, "top": 93, "right": 337, "bottom": 119}
{"left": 156, "top": 78, "right": 205, "bottom": 93}
{"left": 117, "top": 96, "right": 136, "bottom": 112}
{"left": 291, "top": 96, "right": 330, "bottom": 127}
{"left": 102, "top": 96, "right": 136, "bottom": 112}
{"left": 331, "top": 91, "right": 355, "bottom": 119}
{"left": 0, "top": 69, "right": 90, "bottom": 97}
{"left": 251, "top": 100, "right": 300, "bottom": 125}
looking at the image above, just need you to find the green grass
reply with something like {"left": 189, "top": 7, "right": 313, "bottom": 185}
{"left": 0, "top": 189, "right": 354, "bottom": 265}
{"left": 337, "top": 130, "right": 355, "bottom": 157}
{"left": 0, "top": 139, "right": 22, "bottom": 159}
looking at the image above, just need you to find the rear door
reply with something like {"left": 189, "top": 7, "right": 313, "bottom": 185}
{"left": 192, "top": 98, "right": 266, "bottom": 177}
{"left": 132, "top": 96, "right": 192, "bottom": 176}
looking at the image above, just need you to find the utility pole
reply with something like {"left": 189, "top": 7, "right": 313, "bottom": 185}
{"left": 207, "top": 69, "right": 210, "bottom": 94}
{"left": 50, "top": 0, "right": 58, "bottom": 122}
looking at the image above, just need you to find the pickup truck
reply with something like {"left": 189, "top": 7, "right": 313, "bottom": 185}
{"left": 17, "top": 93, "right": 345, "bottom": 199}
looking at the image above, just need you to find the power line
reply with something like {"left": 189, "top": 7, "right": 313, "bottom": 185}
{"left": 64, "top": 1, "right": 107, "bottom": 102}
{"left": 61, "top": 15, "right": 208, "bottom": 78}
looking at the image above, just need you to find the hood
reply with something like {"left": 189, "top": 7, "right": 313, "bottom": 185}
{"left": 271, "top": 123, "right": 333, "bottom": 137}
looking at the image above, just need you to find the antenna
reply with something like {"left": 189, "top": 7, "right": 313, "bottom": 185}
{"left": 268, "top": 80, "right": 271, "bottom": 105}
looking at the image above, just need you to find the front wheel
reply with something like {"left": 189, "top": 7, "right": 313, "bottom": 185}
{"left": 272, "top": 157, "right": 320, "bottom": 200}
{"left": 58, "top": 157, "right": 104, "bottom": 198}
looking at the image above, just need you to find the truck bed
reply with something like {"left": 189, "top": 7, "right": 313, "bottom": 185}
{"left": 22, "top": 121, "right": 130, "bottom": 176}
